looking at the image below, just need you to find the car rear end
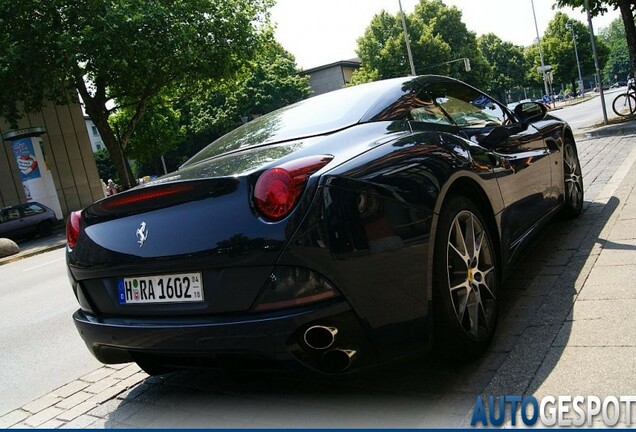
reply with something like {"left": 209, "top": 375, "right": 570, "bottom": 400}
{"left": 66, "top": 154, "right": 372, "bottom": 373}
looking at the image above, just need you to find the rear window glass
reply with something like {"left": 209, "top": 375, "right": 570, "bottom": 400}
{"left": 183, "top": 78, "right": 405, "bottom": 167}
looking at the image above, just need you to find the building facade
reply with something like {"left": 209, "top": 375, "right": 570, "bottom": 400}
{"left": 84, "top": 116, "right": 105, "bottom": 152}
{"left": 300, "top": 58, "right": 361, "bottom": 96}
{"left": 1, "top": 102, "right": 104, "bottom": 219}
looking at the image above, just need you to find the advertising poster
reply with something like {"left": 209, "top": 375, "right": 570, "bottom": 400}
{"left": 12, "top": 138, "right": 41, "bottom": 181}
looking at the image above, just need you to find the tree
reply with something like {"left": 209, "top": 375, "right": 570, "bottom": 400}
{"left": 0, "top": 0, "right": 272, "bottom": 189}
{"left": 526, "top": 13, "right": 609, "bottom": 93}
{"left": 110, "top": 95, "right": 185, "bottom": 177}
{"left": 554, "top": 0, "right": 636, "bottom": 78}
{"left": 601, "top": 17, "right": 633, "bottom": 81}
{"left": 94, "top": 148, "right": 118, "bottom": 185}
{"left": 352, "top": 0, "right": 490, "bottom": 88}
{"left": 176, "top": 38, "right": 310, "bottom": 166}
{"left": 477, "top": 34, "right": 530, "bottom": 102}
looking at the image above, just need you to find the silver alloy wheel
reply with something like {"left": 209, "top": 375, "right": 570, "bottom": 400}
{"left": 564, "top": 143, "right": 583, "bottom": 209}
{"left": 446, "top": 210, "right": 496, "bottom": 339}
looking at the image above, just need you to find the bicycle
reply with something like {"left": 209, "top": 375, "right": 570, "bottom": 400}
{"left": 612, "top": 78, "right": 636, "bottom": 116}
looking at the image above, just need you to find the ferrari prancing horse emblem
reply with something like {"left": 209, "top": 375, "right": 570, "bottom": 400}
{"left": 136, "top": 221, "right": 149, "bottom": 247}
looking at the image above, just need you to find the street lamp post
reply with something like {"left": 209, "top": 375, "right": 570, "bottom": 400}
{"left": 398, "top": 0, "right": 416, "bottom": 76}
{"left": 584, "top": 0, "right": 608, "bottom": 124}
{"left": 530, "top": 0, "right": 550, "bottom": 98}
{"left": 566, "top": 22, "right": 585, "bottom": 96}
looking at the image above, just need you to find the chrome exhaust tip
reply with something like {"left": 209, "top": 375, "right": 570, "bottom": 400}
{"left": 303, "top": 325, "right": 338, "bottom": 350}
{"left": 322, "top": 349, "right": 357, "bottom": 372}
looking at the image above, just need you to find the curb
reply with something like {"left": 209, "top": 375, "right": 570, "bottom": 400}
{"left": 584, "top": 124, "right": 636, "bottom": 138}
{"left": 0, "top": 230, "right": 67, "bottom": 266}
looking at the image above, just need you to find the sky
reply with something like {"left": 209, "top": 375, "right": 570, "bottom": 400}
{"left": 270, "top": 0, "right": 621, "bottom": 70}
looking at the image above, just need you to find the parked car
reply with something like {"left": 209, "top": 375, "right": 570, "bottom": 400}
{"left": 0, "top": 202, "right": 57, "bottom": 240}
{"left": 66, "top": 75, "right": 583, "bottom": 375}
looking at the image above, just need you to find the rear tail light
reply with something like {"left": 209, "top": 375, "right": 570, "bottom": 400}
{"left": 66, "top": 210, "right": 82, "bottom": 249}
{"left": 254, "top": 155, "right": 333, "bottom": 221}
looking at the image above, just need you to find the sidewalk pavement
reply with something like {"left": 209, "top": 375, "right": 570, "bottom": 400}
{"left": 0, "top": 228, "right": 66, "bottom": 266}
{"left": 1, "top": 130, "right": 636, "bottom": 428}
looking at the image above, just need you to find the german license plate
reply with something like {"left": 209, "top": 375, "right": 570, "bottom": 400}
{"left": 117, "top": 273, "right": 203, "bottom": 304}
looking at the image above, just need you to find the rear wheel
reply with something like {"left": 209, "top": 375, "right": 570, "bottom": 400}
{"left": 562, "top": 139, "right": 583, "bottom": 218}
{"left": 612, "top": 93, "right": 636, "bottom": 116}
{"left": 433, "top": 195, "right": 498, "bottom": 359}
{"left": 37, "top": 221, "right": 54, "bottom": 237}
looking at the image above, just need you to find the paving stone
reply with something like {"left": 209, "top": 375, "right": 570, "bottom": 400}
{"left": 55, "top": 391, "right": 93, "bottom": 410}
{"left": 23, "top": 406, "right": 64, "bottom": 427}
{"left": 51, "top": 380, "right": 90, "bottom": 398}
{"left": 79, "top": 368, "right": 115, "bottom": 384}
{"left": 87, "top": 385, "right": 126, "bottom": 405}
{"left": 55, "top": 401, "right": 97, "bottom": 422}
{"left": 0, "top": 410, "right": 29, "bottom": 429}
{"left": 22, "top": 394, "right": 62, "bottom": 414}
{"left": 111, "top": 364, "right": 141, "bottom": 380}
{"left": 59, "top": 414, "right": 99, "bottom": 429}
{"left": 83, "top": 377, "right": 121, "bottom": 395}
{"left": 117, "top": 372, "right": 147, "bottom": 390}
{"left": 38, "top": 418, "right": 65, "bottom": 428}
{"left": 529, "top": 346, "right": 636, "bottom": 398}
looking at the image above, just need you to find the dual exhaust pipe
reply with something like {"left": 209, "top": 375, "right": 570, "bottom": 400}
{"left": 303, "top": 325, "right": 356, "bottom": 372}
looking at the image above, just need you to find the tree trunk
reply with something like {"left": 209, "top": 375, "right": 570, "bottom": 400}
{"left": 74, "top": 75, "right": 136, "bottom": 191}
{"left": 87, "top": 109, "right": 135, "bottom": 190}
{"left": 617, "top": 0, "right": 636, "bottom": 80}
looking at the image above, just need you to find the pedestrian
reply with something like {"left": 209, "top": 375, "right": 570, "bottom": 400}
{"left": 106, "top": 179, "right": 116, "bottom": 196}
{"left": 100, "top": 179, "right": 108, "bottom": 198}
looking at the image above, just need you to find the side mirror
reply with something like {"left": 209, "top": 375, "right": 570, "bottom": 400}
{"left": 514, "top": 102, "right": 548, "bottom": 123}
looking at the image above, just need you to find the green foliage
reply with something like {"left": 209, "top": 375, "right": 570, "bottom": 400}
{"left": 93, "top": 149, "right": 119, "bottom": 184}
{"left": 477, "top": 34, "right": 530, "bottom": 102}
{"left": 353, "top": 0, "right": 490, "bottom": 88}
{"left": 554, "top": 0, "right": 636, "bottom": 79}
{"left": 601, "top": 17, "right": 633, "bottom": 81}
{"left": 182, "top": 39, "right": 310, "bottom": 158}
{"left": 554, "top": 0, "right": 616, "bottom": 16}
{"left": 109, "top": 95, "right": 185, "bottom": 176}
{"left": 525, "top": 12, "right": 609, "bottom": 91}
{"left": 0, "top": 0, "right": 273, "bottom": 188}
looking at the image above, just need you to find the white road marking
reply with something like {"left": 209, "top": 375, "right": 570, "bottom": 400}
{"left": 21, "top": 257, "right": 65, "bottom": 272}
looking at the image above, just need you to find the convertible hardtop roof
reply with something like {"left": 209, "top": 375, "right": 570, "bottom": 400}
{"left": 183, "top": 75, "right": 465, "bottom": 168}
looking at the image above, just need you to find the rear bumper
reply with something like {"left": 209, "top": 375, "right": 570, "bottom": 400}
{"left": 72, "top": 299, "right": 375, "bottom": 373}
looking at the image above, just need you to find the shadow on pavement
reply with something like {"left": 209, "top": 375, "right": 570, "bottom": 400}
{"left": 98, "top": 198, "right": 618, "bottom": 428}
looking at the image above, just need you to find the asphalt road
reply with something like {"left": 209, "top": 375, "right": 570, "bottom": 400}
{"left": 0, "top": 248, "right": 101, "bottom": 415}
{"left": 551, "top": 88, "right": 623, "bottom": 130}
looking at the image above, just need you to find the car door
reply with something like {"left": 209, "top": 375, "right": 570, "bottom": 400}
{"left": 429, "top": 81, "right": 553, "bottom": 244}
{"left": 0, "top": 207, "right": 25, "bottom": 238}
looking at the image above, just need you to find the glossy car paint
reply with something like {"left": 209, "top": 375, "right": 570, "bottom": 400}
{"left": 67, "top": 75, "right": 577, "bottom": 373}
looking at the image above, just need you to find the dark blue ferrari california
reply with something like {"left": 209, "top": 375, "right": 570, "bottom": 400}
{"left": 66, "top": 75, "right": 583, "bottom": 375}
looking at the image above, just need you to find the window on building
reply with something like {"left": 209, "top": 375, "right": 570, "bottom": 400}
{"left": 91, "top": 125, "right": 99, "bottom": 136}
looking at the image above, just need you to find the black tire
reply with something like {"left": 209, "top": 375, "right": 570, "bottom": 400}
{"left": 562, "top": 138, "right": 583, "bottom": 218}
{"left": 135, "top": 359, "right": 176, "bottom": 376}
{"left": 612, "top": 93, "right": 636, "bottom": 116}
{"left": 37, "top": 220, "right": 54, "bottom": 237}
{"left": 433, "top": 195, "right": 498, "bottom": 359}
